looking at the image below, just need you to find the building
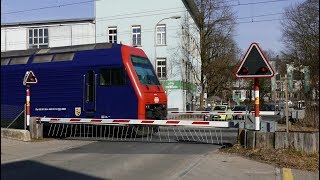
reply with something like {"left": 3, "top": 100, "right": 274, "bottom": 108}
{"left": 1, "top": 0, "right": 201, "bottom": 111}
{"left": 1, "top": 18, "right": 95, "bottom": 52}
{"left": 95, "top": 0, "right": 201, "bottom": 111}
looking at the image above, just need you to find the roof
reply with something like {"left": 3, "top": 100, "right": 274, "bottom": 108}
{"left": 1, "top": 18, "right": 95, "bottom": 27}
{"left": 182, "top": 0, "right": 201, "bottom": 28}
{"left": 1, "top": 43, "right": 113, "bottom": 58}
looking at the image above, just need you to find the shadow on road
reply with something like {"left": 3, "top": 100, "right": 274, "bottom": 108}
{"left": 1, "top": 160, "right": 108, "bottom": 180}
{"left": 54, "top": 141, "right": 219, "bottom": 155}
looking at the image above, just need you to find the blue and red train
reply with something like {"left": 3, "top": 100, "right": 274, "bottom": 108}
{"left": 1, "top": 43, "right": 167, "bottom": 123}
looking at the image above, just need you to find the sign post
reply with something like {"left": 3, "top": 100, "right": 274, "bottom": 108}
{"left": 26, "top": 87, "right": 30, "bottom": 127}
{"left": 235, "top": 43, "right": 274, "bottom": 131}
{"left": 23, "top": 71, "right": 38, "bottom": 128}
{"left": 254, "top": 78, "right": 260, "bottom": 130}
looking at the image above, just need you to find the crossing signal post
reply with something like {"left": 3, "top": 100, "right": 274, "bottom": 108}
{"left": 235, "top": 43, "right": 274, "bottom": 131}
{"left": 23, "top": 71, "right": 38, "bottom": 128}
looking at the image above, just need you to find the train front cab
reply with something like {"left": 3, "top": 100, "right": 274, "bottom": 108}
{"left": 121, "top": 45, "right": 167, "bottom": 120}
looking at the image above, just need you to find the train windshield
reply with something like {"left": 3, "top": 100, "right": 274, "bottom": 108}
{"left": 131, "top": 56, "right": 160, "bottom": 85}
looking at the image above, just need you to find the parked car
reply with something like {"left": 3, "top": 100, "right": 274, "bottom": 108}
{"left": 205, "top": 105, "right": 232, "bottom": 121}
{"left": 232, "top": 105, "right": 249, "bottom": 120}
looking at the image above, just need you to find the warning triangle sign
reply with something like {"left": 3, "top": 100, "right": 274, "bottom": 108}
{"left": 235, "top": 42, "right": 274, "bottom": 78}
{"left": 23, "top": 71, "right": 38, "bottom": 85}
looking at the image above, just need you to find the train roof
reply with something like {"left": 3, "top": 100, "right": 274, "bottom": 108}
{"left": 1, "top": 43, "right": 115, "bottom": 58}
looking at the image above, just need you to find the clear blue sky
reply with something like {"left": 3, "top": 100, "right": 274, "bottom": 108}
{"left": 1, "top": 0, "right": 304, "bottom": 54}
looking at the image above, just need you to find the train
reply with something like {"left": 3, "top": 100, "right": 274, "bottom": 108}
{"left": 1, "top": 43, "right": 167, "bottom": 125}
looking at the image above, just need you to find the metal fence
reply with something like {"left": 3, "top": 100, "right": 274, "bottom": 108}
{"left": 44, "top": 123, "right": 230, "bottom": 145}
{"left": 1, "top": 104, "right": 25, "bottom": 129}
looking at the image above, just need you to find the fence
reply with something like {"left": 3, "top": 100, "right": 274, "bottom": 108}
{"left": 1, "top": 104, "right": 25, "bottom": 129}
{"left": 244, "top": 130, "right": 319, "bottom": 154}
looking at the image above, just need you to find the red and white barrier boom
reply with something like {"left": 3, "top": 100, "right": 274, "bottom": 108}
{"left": 167, "top": 111, "right": 277, "bottom": 115}
{"left": 39, "top": 118, "right": 230, "bottom": 128}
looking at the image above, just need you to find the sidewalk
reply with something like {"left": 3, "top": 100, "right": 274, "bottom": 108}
{"left": 182, "top": 151, "right": 319, "bottom": 180}
{"left": 1, "top": 137, "right": 94, "bottom": 164}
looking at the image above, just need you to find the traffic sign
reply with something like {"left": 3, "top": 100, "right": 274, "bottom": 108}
{"left": 235, "top": 42, "right": 274, "bottom": 78}
{"left": 23, "top": 71, "right": 38, "bottom": 85}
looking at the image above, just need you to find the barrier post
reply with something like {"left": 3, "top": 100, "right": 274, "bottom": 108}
{"left": 26, "top": 85, "right": 30, "bottom": 127}
{"left": 23, "top": 70, "right": 38, "bottom": 128}
{"left": 30, "top": 117, "right": 43, "bottom": 139}
{"left": 24, "top": 104, "right": 26, "bottom": 130}
{"left": 254, "top": 78, "right": 260, "bottom": 130}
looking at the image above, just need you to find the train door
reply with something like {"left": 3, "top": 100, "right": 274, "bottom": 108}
{"left": 83, "top": 70, "right": 96, "bottom": 117}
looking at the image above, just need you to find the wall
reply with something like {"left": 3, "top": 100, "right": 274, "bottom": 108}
{"left": 1, "top": 28, "right": 27, "bottom": 51}
{"left": 49, "top": 23, "right": 95, "bottom": 47}
{"left": 243, "top": 130, "right": 319, "bottom": 154}
{"left": 1, "top": 22, "right": 95, "bottom": 52}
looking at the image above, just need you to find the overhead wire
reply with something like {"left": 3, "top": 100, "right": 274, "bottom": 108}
{"left": 2, "top": 0, "right": 289, "bottom": 16}
{"left": 1, "top": 0, "right": 288, "bottom": 46}
{"left": 2, "top": 0, "right": 94, "bottom": 15}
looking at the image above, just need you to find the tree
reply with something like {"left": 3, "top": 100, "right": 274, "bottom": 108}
{"left": 190, "top": 0, "right": 237, "bottom": 109}
{"left": 281, "top": 0, "right": 319, "bottom": 100}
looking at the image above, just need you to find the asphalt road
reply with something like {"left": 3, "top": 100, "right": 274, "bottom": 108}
{"left": 2, "top": 139, "right": 282, "bottom": 180}
{"left": 2, "top": 137, "right": 318, "bottom": 180}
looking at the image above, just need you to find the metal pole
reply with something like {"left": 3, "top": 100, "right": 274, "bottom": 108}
{"left": 26, "top": 86, "right": 30, "bottom": 127}
{"left": 24, "top": 104, "right": 26, "bottom": 130}
{"left": 254, "top": 78, "right": 260, "bottom": 130}
{"left": 285, "top": 74, "right": 289, "bottom": 133}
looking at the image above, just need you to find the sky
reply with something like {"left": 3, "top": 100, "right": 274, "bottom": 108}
{"left": 1, "top": 0, "right": 305, "bottom": 54}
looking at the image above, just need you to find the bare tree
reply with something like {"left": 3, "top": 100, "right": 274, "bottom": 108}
{"left": 190, "top": 0, "right": 237, "bottom": 109}
{"left": 281, "top": 0, "right": 319, "bottom": 100}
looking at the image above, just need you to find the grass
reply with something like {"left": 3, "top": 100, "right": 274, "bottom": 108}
{"left": 219, "top": 144, "right": 319, "bottom": 172}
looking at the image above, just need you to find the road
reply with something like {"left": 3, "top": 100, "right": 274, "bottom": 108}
{"left": 2, "top": 137, "right": 318, "bottom": 180}
{"left": 1, "top": 137, "right": 281, "bottom": 180}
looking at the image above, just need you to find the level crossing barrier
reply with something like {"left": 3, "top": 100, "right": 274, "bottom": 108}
{"left": 35, "top": 111, "right": 278, "bottom": 144}
{"left": 36, "top": 117, "right": 237, "bottom": 145}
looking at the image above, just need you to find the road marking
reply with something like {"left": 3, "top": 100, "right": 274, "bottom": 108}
{"left": 282, "top": 168, "right": 293, "bottom": 180}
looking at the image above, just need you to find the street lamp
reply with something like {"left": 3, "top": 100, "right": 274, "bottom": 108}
{"left": 154, "top": 16, "right": 181, "bottom": 69}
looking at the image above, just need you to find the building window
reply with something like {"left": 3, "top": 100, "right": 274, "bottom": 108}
{"left": 132, "top": 25, "right": 141, "bottom": 46}
{"left": 108, "top": 27, "right": 117, "bottom": 43}
{"left": 28, "top": 28, "right": 49, "bottom": 49}
{"left": 156, "top": 24, "right": 166, "bottom": 45}
{"left": 156, "top": 58, "right": 166, "bottom": 79}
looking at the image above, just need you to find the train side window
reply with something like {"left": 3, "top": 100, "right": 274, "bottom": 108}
{"left": 53, "top": 53, "right": 75, "bottom": 62}
{"left": 9, "top": 56, "right": 29, "bottom": 65}
{"left": 86, "top": 70, "right": 95, "bottom": 102}
{"left": 100, "top": 68, "right": 125, "bottom": 86}
{"left": 1, "top": 58, "right": 11, "bottom": 66}
{"left": 32, "top": 55, "right": 53, "bottom": 63}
